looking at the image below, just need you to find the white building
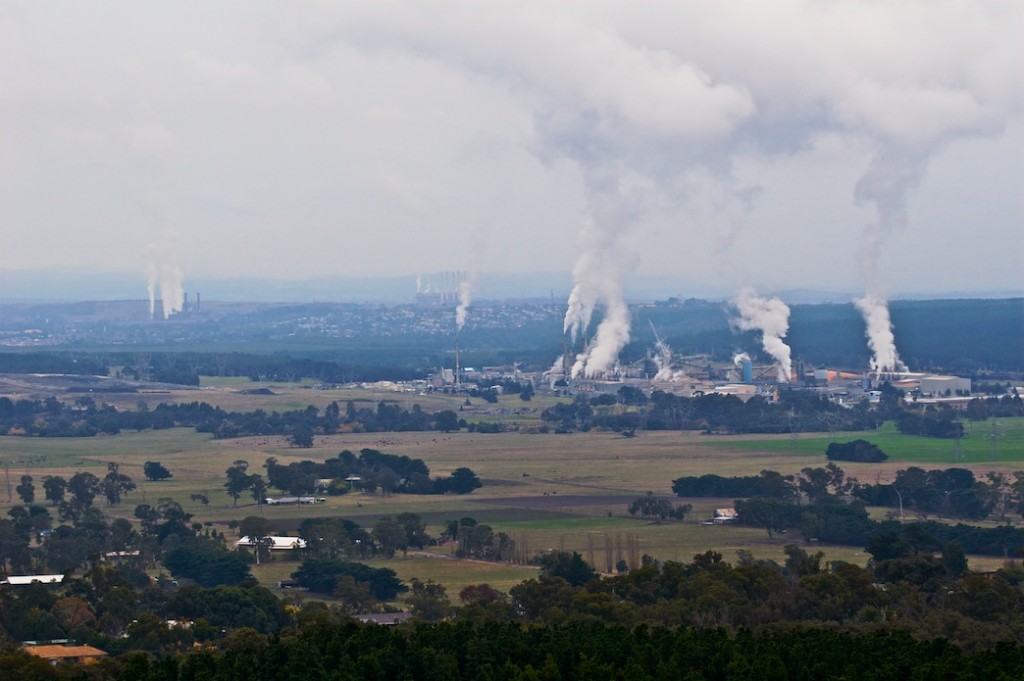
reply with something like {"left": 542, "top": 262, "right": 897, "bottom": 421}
{"left": 235, "top": 536, "right": 307, "bottom": 551}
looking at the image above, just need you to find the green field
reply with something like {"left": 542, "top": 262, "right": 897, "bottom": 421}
{"left": 1, "top": 387, "right": 1022, "bottom": 602}
{"left": 704, "top": 417, "right": 1024, "bottom": 464}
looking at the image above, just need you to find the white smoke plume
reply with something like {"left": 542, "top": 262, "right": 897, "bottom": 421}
{"left": 159, "top": 260, "right": 184, "bottom": 320}
{"left": 297, "top": 4, "right": 1018, "bottom": 368}
{"left": 328, "top": 7, "right": 753, "bottom": 380}
{"left": 733, "top": 352, "right": 751, "bottom": 367}
{"left": 647, "top": 320, "right": 684, "bottom": 382}
{"left": 415, "top": 274, "right": 422, "bottom": 294}
{"left": 145, "top": 243, "right": 185, "bottom": 320}
{"left": 854, "top": 294, "right": 906, "bottom": 375}
{"left": 455, "top": 272, "right": 479, "bottom": 332}
{"left": 652, "top": 340, "right": 686, "bottom": 382}
{"left": 544, "top": 355, "right": 565, "bottom": 389}
{"left": 731, "top": 287, "right": 793, "bottom": 382}
{"left": 146, "top": 262, "right": 158, "bottom": 319}
{"left": 563, "top": 183, "right": 636, "bottom": 379}
{"left": 848, "top": 148, "right": 927, "bottom": 374}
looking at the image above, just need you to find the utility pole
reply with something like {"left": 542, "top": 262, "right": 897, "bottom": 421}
{"left": 988, "top": 420, "right": 1001, "bottom": 462}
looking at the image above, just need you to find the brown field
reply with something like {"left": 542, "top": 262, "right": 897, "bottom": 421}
{"left": 1, "top": 384, "right": 1021, "bottom": 601}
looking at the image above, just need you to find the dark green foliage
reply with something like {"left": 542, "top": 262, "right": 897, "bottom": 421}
{"left": 826, "top": 439, "right": 888, "bottom": 462}
{"left": 854, "top": 467, "right": 989, "bottom": 520}
{"left": 42, "top": 475, "right": 66, "bottom": 506}
{"left": 162, "top": 536, "right": 251, "bottom": 587}
{"left": 406, "top": 578, "right": 452, "bottom": 621}
{"left": 538, "top": 551, "right": 598, "bottom": 587}
{"left": 66, "top": 471, "right": 101, "bottom": 509}
{"left": 444, "top": 517, "right": 516, "bottom": 562}
{"left": 291, "top": 558, "right": 407, "bottom": 600}
{"left": 734, "top": 496, "right": 803, "bottom": 538}
{"left": 897, "top": 410, "right": 964, "bottom": 438}
{"left": 628, "top": 492, "right": 692, "bottom": 520}
{"left": 162, "top": 584, "right": 293, "bottom": 634}
{"left": 298, "top": 517, "right": 371, "bottom": 559}
{"left": 434, "top": 467, "right": 482, "bottom": 495}
{"left": 142, "top": 461, "right": 172, "bottom": 481}
{"left": 264, "top": 448, "right": 480, "bottom": 496}
{"left": 434, "top": 409, "right": 460, "bottom": 432}
{"left": 18, "top": 620, "right": 1024, "bottom": 680}
{"left": 102, "top": 462, "right": 136, "bottom": 506}
{"left": 16, "top": 475, "right": 34, "bottom": 505}
{"left": 673, "top": 470, "right": 798, "bottom": 500}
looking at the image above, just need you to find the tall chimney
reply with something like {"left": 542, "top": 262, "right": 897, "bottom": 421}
{"left": 455, "top": 335, "right": 461, "bottom": 386}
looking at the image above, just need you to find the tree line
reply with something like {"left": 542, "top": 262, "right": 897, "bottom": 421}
{"left": 7, "top": 552, "right": 1024, "bottom": 678}
{"left": 0, "top": 395, "right": 466, "bottom": 440}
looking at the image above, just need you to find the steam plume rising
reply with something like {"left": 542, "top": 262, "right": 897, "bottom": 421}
{"left": 733, "top": 352, "right": 751, "bottom": 367}
{"left": 854, "top": 294, "right": 906, "bottom": 375}
{"left": 849, "top": 148, "right": 925, "bottom": 373}
{"left": 563, "top": 171, "right": 639, "bottom": 379}
{"left": 146, "top": 262, "right": 158, "bottom": 319}
{"left": 648, "top": 320, "right": 684, "bottom": 382}
{"left": 651, "top": 341, "right": 684, "bottom": 382}
{"left": 145, "top": 244, "right": 185, "bottom": 320}
{"left": 455, "top": 272, "right": 479, "bottom": 332}
{"left": 730, "top": 287, "right": 792, "bottom": 382}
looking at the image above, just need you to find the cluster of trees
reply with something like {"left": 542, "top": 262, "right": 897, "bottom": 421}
{"left": 262, "top": 448, "right": 481, "bottom": 497}
{"left": 543, "top": 389, "right": 884, "bottom": 435}
{"left": 965, "top": 394, "right": 1024, "bottom": 420}
{"left": 897, "top": 408, "right": 964, "bottom": 439}
{"left": 443, "top": 517, "right": 518, "bottom": 562}
{"left": 851, "top": 467, "right": 998, "bottom": 520}
{"left": 290, "top": 559, "right": 407, "bottom": 602}
{"left": 672, "top": 470, "right": 799, "bottom": 499}
{"left": 627, "top": 492, "right": 692, "bottom": 521}
{"left": 676, "top": 462, "right": 1024, "bottom": 526}
{"left": 826, "top": 438, "right": 888, "bottom": 462}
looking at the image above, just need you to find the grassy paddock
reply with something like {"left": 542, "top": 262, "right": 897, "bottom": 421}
{"left": 81, "top": 382, "right": 561, "bottom": 425}
{"left": 1, "top": 391, "right": 1021, "bottom": 597}
{"left": 708, "top": 417, "right": 1024, "bottom": 464}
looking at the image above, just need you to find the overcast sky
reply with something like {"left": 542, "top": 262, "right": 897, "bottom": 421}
{"left": 1, "top": 1, "right": 1021, "bottom": 300}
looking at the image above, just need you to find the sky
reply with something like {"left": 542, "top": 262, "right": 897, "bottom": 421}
{"left": 1, "top": 1, "right": 1022, "bottom": 302}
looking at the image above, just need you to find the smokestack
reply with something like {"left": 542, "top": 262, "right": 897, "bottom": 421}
{"left": 455, "top": 335, "right": 461, "bottom": 387}
{"left": 742, "top": 358, "right": 753, "bottom": 383}
{"left": 195, "top": 292, "right": 200, "bottom": 313}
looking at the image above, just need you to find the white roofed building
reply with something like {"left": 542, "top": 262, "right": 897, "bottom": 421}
{"left": 235, "top": 536, "right": 307, "bottom": 551}
{"left": 2, "top": 574, "right": 65, "bottom": 586}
